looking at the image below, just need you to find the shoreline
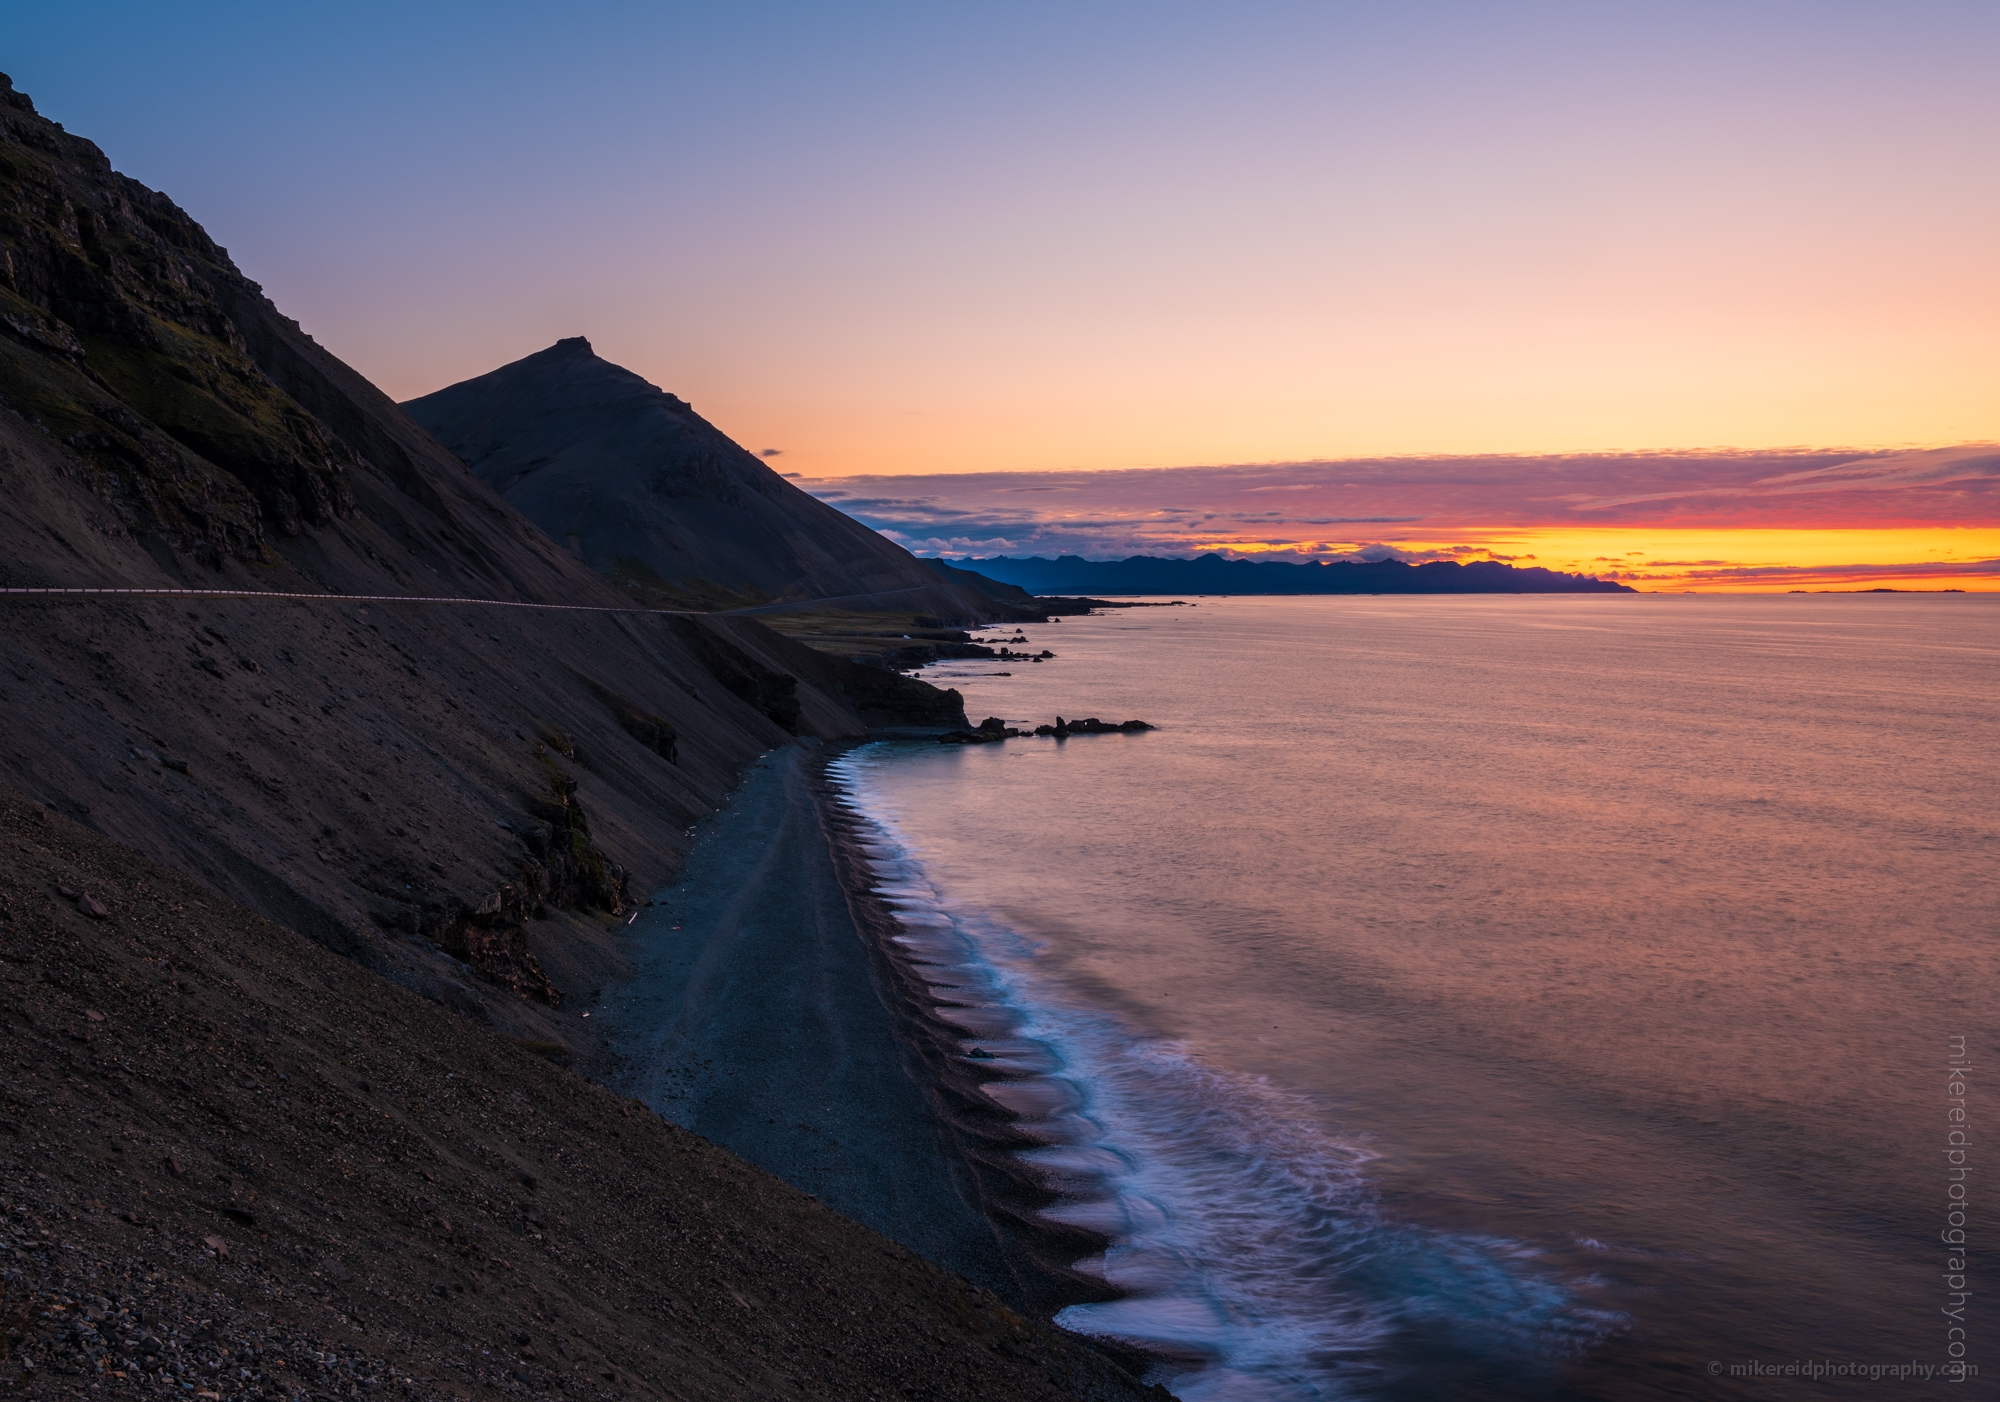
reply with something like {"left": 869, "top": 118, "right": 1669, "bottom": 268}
{"left": 808, "top": 749, "right": 1130, "bottom": 1320}
{"left": 585, "top": 740, "right": 1128, "bottom": 1323}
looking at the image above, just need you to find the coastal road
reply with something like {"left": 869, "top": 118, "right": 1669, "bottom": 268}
{"left": 0, "top": 582, "right": 938, "bottom": 615}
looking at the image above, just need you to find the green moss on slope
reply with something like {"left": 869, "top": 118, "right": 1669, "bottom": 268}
{"left": 0, "top": 71, "right": 356, "bottom": 564}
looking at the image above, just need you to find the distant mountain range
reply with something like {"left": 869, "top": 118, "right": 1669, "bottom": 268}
{"left": 937, "top": 554, "right": 1636, "bottom": 595}
{"left": 404, "top": 340, "right": 999, "bottom": 619}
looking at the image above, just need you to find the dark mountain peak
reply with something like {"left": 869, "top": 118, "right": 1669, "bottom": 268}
{"left": 439, "top": 337, "right": 677, "bottom": 410}
{"left": 404, "top": 349, "right": 999, "bottom": 617}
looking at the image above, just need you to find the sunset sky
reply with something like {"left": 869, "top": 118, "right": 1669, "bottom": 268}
{"left": 801, "top": 446, "right": 2000, "bottom": 590}
{"left": 12, "top": 2, "right": 1998, "bottom": 588}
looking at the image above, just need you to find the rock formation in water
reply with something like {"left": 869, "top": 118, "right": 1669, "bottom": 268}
{"left": 403, "top": 340, "right": 1006, "bottom": 620}
{"left": 938, "top": 717, "right": 1154, "bottom": 743}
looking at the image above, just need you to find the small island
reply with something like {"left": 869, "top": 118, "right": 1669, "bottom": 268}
{"left": 939, "top": 716, "right": 1155, "bottom": 744}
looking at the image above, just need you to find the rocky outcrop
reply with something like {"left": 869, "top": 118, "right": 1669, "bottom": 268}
{"left": 830, "top": 662, "right": 970, "bottom": 729}
{"left": 388, "top": 771, "right": 635, "bottom": 1006}
{"left": 938, "top": 717, "right": 1154, "bottom": 744}
{"left": 877, "top": 639, "right": 1003, "bottom": 670}
{"left": 1051, "top": 716, "right": 1153, "bottom": 736}
{"left": 666, "top": 616, "right": 805, "bottom": 732}
{"left": 691, "top": 613, "right": 972, "bottom": 733}
{"left": 518, "top": 773, "right": 631, "bottom": 916}
{"left": 435, "top": 892, "right": 560, "bottom": 1005}
{"left": 0, "top": 74, "right": 359, "bottom": 567}
{"left": 582, "top": 679, "right": 680, "bottom": 763}
{"left": 360, "top": 764, "right": 632, "bottom": 1008}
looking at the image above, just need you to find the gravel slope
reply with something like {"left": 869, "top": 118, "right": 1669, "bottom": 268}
{"left": 0, "top": 787, "right": 1166, "bottom": 1402}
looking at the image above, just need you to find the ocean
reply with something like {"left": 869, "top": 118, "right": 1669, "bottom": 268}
{"left": 828, "top": 595, "right": 1996, "bottom": 1400}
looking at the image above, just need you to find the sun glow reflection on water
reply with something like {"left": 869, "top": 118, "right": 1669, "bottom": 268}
{"left": 838, "top": 595, "right": 1998, "bottom": 1399}
{"left": 835, "top": 759, "right": 1627, "bottom": 1401}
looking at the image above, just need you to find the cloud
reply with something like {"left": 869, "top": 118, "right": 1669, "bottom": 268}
{"left": 1563, "top": 445, "right": 2000, "bottom": 513}
{"left": 1651, "top": 557, "right": 2000, "bottom": 583}
{"left": 793, "top": 443, "right": 2000, "bottom": 571}
{"left": 878, "top": 531, "right": 1024, "bottom": 555}
{"left": 759, "top": 448, "right": 784, "bottom": 458}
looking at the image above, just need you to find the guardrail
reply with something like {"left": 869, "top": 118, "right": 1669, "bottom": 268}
{"left": 0, "top": 584, "right": 932, "bottom": 616}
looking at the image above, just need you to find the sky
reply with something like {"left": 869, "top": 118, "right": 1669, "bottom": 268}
{"left": 801, "top": 446, "right": 2000, "bottom": 590}
{"left": 9, "top": 2, "right": 1999, "bottom": 588}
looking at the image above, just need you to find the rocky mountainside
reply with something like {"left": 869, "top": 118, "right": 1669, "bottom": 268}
{"left": 0, "top": 788, "right": 1161, "bottom": 1402}
{"left": 0, "top": 70, "right": 962, "bottom": 1035}
{"left": 923, "top": 556, "right": 1037, "bottom": 602}
{"left": 402, "top": 340, "right": 1003, "bottom": 619}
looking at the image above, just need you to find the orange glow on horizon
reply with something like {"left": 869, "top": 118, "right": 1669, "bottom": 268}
{"left": 1178, "top": 528, "right": 2000, "bottom": 591}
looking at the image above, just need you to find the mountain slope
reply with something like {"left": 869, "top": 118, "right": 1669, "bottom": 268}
{"left": 402, "top": 338, "right": 1002, "bottom": 619}
{"left": 0, "top": 788, "right": 1159, "bottom": 1402}
{"left": 0, "top": 70, "right": 962, "bottom": 1035}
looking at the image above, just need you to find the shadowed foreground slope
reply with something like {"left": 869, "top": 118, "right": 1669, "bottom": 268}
{"left": 0, "top": 790, "right": 1163, "bottom": 1402}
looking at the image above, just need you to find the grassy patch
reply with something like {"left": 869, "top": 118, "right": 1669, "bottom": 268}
{"left": 607, "top": 556, "right": 773, "bottom": 612}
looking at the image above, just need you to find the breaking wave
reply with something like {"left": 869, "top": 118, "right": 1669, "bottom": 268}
{"left": 830, "top": 748, "right": 1625, "bottom": 1400}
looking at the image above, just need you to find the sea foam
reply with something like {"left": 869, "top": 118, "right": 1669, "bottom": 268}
{"left": 830, "top": 748, "right": 1623, "bottom": 1400}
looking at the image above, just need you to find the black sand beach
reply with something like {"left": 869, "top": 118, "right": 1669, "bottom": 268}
{"left": 588, "top": 744, "right": 1121, "bottom": 1321}
{"left": 589, "top": 745, "right": 1012, "bottom": 1291}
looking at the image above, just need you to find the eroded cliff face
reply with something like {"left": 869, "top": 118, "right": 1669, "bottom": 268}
{"left": 0, "top": 76, "right": 358, "bottom": 565}
{"left": 0, "top": 72, "right": 962, "bottom": 1033}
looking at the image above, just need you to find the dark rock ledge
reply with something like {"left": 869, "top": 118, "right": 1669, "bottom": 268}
{"left": 938, "top": 716, "right": 1154, "bottom": 745}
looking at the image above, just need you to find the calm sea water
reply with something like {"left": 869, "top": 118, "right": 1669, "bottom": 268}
{"left": 829, "top": 596, "right": 1996, "bottom": 1401}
